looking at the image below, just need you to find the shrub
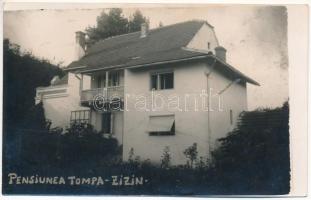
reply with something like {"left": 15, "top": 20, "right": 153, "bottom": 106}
{"left": 128, "top": 147, "right": 135, "bottom": 162}
{"left": 210, "top": 101, "right": 290, "bottom": 194}
{"left": 13, "top": 121, "right": 119, "bottom": 171}
{"left": 160, "top": 146, "right": 171, "bottom": 169}
{"left": 65, "top": 121, "right": 96, "bottom": 136}
{"left": 183, "top": 143, "right": 198, "bottom": 168}
{"left": 195, "top": 156, "right": 208, "bottom": 169}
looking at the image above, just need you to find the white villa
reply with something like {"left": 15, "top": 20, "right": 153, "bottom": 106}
{"left": 35, "top": 20, "right": 259, "bottom": 165}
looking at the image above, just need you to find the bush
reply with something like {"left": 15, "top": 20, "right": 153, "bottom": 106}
{"left": 161, "top": 146, "right": 171, "bottom": 169}
{"left": 183, "top": 143, "right": 198, "bottom": 168}
{"left": 13, "top": 122, "right": 119, "bottom": 171}
{"left": 210, "top": 102, "right": 290, "bottom": 194}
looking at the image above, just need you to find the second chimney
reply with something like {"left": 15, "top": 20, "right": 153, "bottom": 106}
{"left": 140, "top": 23, "right": 148, "bottom": 38}
{"left": 74, "top": 31, "right": 86, "bottom": 60}
{"left": 215, "top": 46, "right": 227, "bottom": 62}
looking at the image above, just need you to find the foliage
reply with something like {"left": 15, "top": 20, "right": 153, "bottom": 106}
{"left": 160, "top": 146, "right": 171, "bottom": 169}
{"left": 128, "top": 147, "right": 135, "bottom": 162}
{"left": 65, "top": 121, "right": 96, "bottom": 136}
{"left": 5, "top": 122, "right": 119, "bottom": 172}
{"left": 3, "top": 99, "right": 290, "bottom": 195}
{"left": 195, "top": 156, "right": 208, "bottom": 170}
{"left": 85, "top": 9, "right": 148, "bottom": 45}
{"left": 210, "top": 101, "right": 290, "bottom": 194}
{"left": 59, "top": 123, "right": 119, "bottom": 165}
{"left": 128, "top": 10, "right": 149, "bottom": 32}
{"left": 21, "top": 102, "right": 50, "bottom": 131}
{"left": 127, "top": 147, "right": 141, "bottom": 167}
{"left": 3, "top": 39, "right": 64, "bottom": 128}
{"left": 183, "top": 143, "right": 198, "bottom": 168}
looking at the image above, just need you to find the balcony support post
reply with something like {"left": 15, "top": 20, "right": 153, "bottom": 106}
{"left": 80, "top": 74, "right": 84, "bottom": 95}
{"left": 105, "top": 71, "right": 109, "bottom": 101}
{"left": 105, "top": 71, "right": 109, "bottom": 87}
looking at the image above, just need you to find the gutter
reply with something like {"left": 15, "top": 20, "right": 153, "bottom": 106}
{"left": 66, "top": 54, "right": 259, "bottom": 86}
{"left": 63, "top": 65, "right": 86, "bottom": 72}
{"left": 68, "top": 55, "right": 209, "bottom": 74}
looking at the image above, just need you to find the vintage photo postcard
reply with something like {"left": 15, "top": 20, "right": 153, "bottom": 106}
{"left": 1, "top": 3, "right": 309, "bottom": 196}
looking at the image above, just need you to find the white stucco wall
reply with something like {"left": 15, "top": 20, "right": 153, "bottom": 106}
{"left": 122, "top": 61, "right": 247, "bottom": 165}
{"left": 37, "top": 62, "right": 246, "bottom": 164}
{"left": 186, "top": 23, "right": 219, "bottom": 53}
{"left": 40, "top": 72, "right": 89, "bottom": 129}
{"left": 207, "top": 68, "right": 247, "bottom": 151}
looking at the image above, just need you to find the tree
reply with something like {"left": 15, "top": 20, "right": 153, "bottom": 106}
{"left": 128, "top": 10, "right": 148, "bottom": 32}
{"left": 85, "top": 8, "right": 148, "bottom": 45}
{"left": 211, "top": 102, "right": 290, "bottom": 194}
{"left": 86, "top": 8, "right": 128, "bottom": 45}
{"left": 3, "top": 39, "right": 64, "bottom": 128}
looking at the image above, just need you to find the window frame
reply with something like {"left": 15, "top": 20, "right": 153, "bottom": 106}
{"left": 95, "top": 74, "right": 106, "bottom": 88}
{"left": 108, "top": 71, "right": 120, "bottom": 87}
{"left": 70, "top": 110, "right": 91, "bottom": 124}
{"left": 150, "top": 71, "right": 174, "bottom": 91}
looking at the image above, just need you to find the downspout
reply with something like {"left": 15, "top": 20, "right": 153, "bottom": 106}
{"left": 205, "top": 57, "right": 217, "bottom": 161}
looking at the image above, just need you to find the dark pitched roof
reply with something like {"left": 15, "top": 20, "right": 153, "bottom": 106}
{"left": 66, "top": 20, "right": 206, "bottom": 70}
{"left": 65, "top": 20, "right": 259, "bottom": 85}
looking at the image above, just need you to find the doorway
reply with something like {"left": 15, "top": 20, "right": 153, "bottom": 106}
{"left": 102, "top": 112, "right": 112, "bottom": 133}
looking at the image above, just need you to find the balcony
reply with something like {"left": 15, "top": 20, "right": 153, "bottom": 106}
{"left": 81, "top": 86, "right": 124, "bottom": 106}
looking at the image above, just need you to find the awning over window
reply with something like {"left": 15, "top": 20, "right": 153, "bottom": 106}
{"left": 147, "top": 115, "right": 175, "bottom": 132}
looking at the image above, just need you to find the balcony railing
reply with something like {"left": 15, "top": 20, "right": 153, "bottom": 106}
{"left": 81, "top": 86, "right": 124, "bottom": 103}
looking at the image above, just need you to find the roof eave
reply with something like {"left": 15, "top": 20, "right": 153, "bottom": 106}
{"left": 76, "top": 55, "right": 209, "bottom": 74}
{"left": 64, "top": 54, "right": 259, "bottom": 86}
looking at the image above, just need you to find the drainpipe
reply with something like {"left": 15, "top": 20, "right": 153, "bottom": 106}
{"left": 205, "top": 57, "right": 217, "bottom": 161}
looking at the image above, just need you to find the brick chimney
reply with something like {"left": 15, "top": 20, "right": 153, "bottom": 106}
{"left": 140, "top": 23, "right": 148, "bottom": 38}
{"left": 74, "top": 31, "right": 86, "bottom": 60}
{"left": 215, "top": 46, "right": 227, "bottom": 62}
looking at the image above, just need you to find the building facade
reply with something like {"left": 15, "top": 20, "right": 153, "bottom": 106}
{"left": 35, "top": 20, "right": 259, "bottom": 165}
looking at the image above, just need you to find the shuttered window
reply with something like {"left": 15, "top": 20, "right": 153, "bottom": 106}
{"left": 148, "top": 115, "right": 175, "bottom": 136}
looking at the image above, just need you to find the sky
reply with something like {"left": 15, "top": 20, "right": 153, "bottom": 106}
{"left": 3, "top": 5, "right": 288, "bottom": 110}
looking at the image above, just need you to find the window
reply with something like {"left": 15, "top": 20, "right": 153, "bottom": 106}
{"left": 230, "top": 109, "right": 233, "bottom": 125}
{"left": 151, "top": 74, "right": 158, "bottom": 90}
{"left": 109, "top": 71, "right": 120, "bottom": 87}
{"left": 150, "top": 72, "right": 174, "bottom": 90}
{"left": 97, "top": 77, "right": 102, "bottom": 88}
{"left": 207, "top": 42, "right": 211, "bottom": 50}
{"left": 96, "top": 75, "right": 106, "bottom": 88}
{"left": 148, "top": 115, "right": 175, "bottom": 136}
{"left": 70, "top": 110, "right": 90, "bottom": 124}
